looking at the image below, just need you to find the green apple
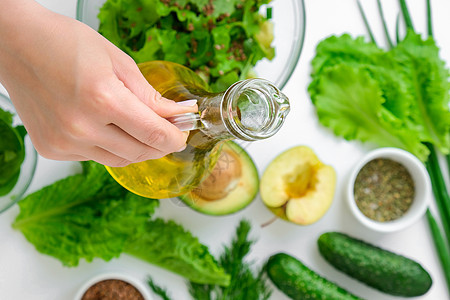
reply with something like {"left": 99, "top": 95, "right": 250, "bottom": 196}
{"left": 260, "top": 146, "right": 336, "bottom": 225}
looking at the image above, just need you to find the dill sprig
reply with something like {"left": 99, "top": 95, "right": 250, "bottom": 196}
{"left": 188, "top": 219, "right": 272, "bottom": 300}
{"left": 147, "top": 276, "right": 173, "bottom": 300}
{"left": 147, "top": 219, "right": 272, "bottom": 300}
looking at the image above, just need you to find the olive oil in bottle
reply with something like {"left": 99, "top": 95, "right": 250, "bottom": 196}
{"left": 106, "top": 61, "right": 290, "bottom": 199}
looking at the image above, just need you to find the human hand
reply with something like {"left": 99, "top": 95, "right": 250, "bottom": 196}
{"left": 0, "top": 0, "right": 197, "bottom": 167}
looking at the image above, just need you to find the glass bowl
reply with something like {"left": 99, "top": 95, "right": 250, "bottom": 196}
{"left": 76, "top": 0, "right": 305, "bottom": 90}
{"left": 0, "top": 93, "right": 38, "bottom": 214}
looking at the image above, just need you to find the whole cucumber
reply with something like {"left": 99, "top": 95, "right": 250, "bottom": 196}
{"left": 318, "top": 232, "right": 432, "bottom": 297}
{"left": 266, "top": 253, "right": 362, "bottom": 300}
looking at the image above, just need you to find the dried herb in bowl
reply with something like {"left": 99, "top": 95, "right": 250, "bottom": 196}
{"left": 354, "top": 158, "right": 415, "bottom": 222}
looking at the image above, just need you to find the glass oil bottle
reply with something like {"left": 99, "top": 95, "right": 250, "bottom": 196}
{"left": 105, "top": 60, "right": 290, "bottom": 199}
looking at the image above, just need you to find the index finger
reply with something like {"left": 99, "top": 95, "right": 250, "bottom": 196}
{"left": 108, "top": 85, "right": 189, "bottom": 154}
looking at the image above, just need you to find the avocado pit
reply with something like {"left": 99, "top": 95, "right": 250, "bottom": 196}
{"left": 192, "top": 148, "right": 242, "bottom": 201}
{"left": 178, "top": 141, "right": 259, "bottom": 216}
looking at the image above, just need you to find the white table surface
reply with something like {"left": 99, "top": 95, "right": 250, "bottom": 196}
{"left": 0, "top": 0, "right": 449, "bottom": 299}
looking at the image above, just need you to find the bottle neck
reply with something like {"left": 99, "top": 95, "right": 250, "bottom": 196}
{"left": 199, "top": 78, "right": 290, "bottom": 141}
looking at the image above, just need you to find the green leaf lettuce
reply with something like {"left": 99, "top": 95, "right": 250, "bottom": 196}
{"left": 98, "top": 0, "right": 274, "bottom": 92}
{"left": 309, "top": 32, "right": 450, "bottom": 161}
{"left": 13, "top": 161, "right": 229, "bottom": 286}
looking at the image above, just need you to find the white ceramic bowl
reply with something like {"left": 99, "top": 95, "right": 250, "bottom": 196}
{"left": 347, "top": 147, "right": 431, "bottom": 232}
{"left": 74, "top": 272, "right": 153, "bottom": 300}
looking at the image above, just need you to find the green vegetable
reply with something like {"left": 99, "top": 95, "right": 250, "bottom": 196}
{"left": 98, "top": 0, "right": 274, "bottom": 92}
{"left": 425, "top": 143, "right": 450, "bottom": 244}
{"left": 13, "top": 161, "right": 229, "bottom": 285}
{"left": 13, "top": 161, "right": 157, "bottom": 266}
{"left": 146, "top": 219, "right": 272, "bottom": 300}
{"left": 125, "top": 219, "right": 230, "bottom": 286}
{"left": 147, "top": 276, "right": 173, "bottom": 300}
{"left": 318, "top": 232, "right": 432, "bottom": 297}
{"left": 309, "top": 1, "right": 450, "bottom": 292}
{"left": 266, "top": 252, "right": 361, "bottom": 300}
{"left": 0, "top": 108, "right": 26, "bottom": 196}
{"left": 308, "top": 31, "right": 450, "bottom": 162}
{"left": 188, "top": 219, "right": 272, "bottom": 299}
{"left": 426, "top": 210, "right": 450, "bottom": 291}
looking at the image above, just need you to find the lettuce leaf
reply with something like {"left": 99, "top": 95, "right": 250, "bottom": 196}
{"left": 13, "top": 162, "right": 229, "bottom": 286}
{"left": 309, "top": 32, "right": 450, "bottom": 161}
{"left": 311, "top": 64, "right": 429, "bottom": 161}
{"left": 98, "top": 0, "right": 273, "bottom": 92}
{"left": 125, "top": 219, "right": 230, "bottom": 286}
{"left": 13, "top": 162, "right": 158, "bottom": 266}
{"left": 391, "top": 32, "right": 450, "bottom": 154}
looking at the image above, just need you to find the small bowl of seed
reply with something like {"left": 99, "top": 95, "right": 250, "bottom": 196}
{"left": 346, "top": 147, "right": 431, "bottom": 233}
{"left": 74, "top": 272, "right": 152, "bottom": 300}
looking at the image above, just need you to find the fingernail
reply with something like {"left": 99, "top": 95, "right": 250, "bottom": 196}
{"left": 177, "top": 144, "right": 187, "bottom": 152}
{"left": 177, "top": 99, "right": 197, "bottom": 107}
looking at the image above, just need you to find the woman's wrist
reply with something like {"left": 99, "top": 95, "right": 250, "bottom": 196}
{"left": 0, "top": 1, "right": 60, "bottom": 89}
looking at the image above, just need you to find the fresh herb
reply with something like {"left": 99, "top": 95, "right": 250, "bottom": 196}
{"left": 187, "top": 219, "right": 272, "bottom": 300}
{"left": 147, "top": 276, "right": 173, "bottom": 300}
{"left": 147, "top": 219, "right": 272, "bottom": 300}
{"left": 0, "top": 107, "right": 26, "bottom": 196}
{"left": 308, "top": 0, "right": 450, "bottom": 291}
{"left": 354, "top": 158, "right": 415, "bottom": 222}
{"left": 98, "top": 0, "right": 274, "bottom": 92}
{"left": 12, "top": 161, "right": 229, "bottom": 285}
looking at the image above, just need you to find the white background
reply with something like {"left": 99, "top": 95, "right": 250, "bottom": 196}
{"left": 0, "top": 0, "right": 449, "bottom": 299}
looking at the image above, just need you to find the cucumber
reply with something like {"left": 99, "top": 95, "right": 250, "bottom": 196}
{"left": 266, "top": 253, "right": 362, "bottom": 300}
{"left": 318, "top": 232, "right": 432, "bottom": 297}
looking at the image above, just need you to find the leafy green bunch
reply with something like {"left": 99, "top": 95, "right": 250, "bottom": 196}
{"left": 98, "top": 0, "right": 274, "bottom": 92}
{"left": 0, "top": 107, "right": 26, "bottom": 196}
{"left": 308, "top": 0, "right": 450, "bottom": 291}
{"left": 148, "top": 219, "right": 272, "bottom": 300}
{"left": 308, "top": 31, "right": 450, "bottom": 162}
{"left": 13, "top": 161, "right": 230, "bottom": 286}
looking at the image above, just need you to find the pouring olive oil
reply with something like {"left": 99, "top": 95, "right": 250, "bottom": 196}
{"left": 106, "top": 61, "right": 290, "bottom": 199}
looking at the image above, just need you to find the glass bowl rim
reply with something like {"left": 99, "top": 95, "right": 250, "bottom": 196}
{"left": 0, "top": 92, "right": 38, "bottom": 214}
{"left": 75, "top": 0, "right": 306, "bottom": 90}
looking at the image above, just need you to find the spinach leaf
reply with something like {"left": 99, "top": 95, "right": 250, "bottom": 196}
{"left": 0, "top": 108, "right": 26, "bottom": 196}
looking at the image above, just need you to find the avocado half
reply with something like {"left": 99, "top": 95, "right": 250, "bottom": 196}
{"left": 179, "top": 141, "right": 259, "bottom": 215}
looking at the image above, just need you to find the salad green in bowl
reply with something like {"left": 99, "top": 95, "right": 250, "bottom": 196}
{"left": 0, "top": 93, "right": 37, "bottom": 214}
{"left": 77, "top": 0, "right": 305, "bottom": 91}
